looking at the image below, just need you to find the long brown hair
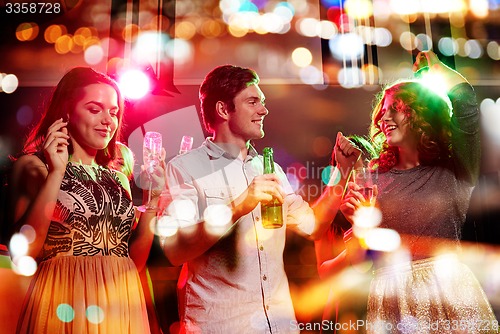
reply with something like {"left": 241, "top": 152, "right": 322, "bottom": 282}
{"left": 369, "top": 81, "right": 452, "bottom": 172}
{"left": 22, "top": 67, "right": 124, "bottom": 166}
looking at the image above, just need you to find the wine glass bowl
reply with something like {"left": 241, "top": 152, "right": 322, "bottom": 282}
{"left": 143, "top": 131, "right": 162, "bottom": 173}
{"left": 138, "top": 131, "right": 163, "bottom": 212}
{"left": 352, "top": 167, "right": 374, "bottom": 205}
{"left": 179, "top": 135, "right": 193, "bottom": 155}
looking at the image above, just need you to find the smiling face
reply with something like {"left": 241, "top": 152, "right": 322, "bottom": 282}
{"left": 68, "top": 83, "right": 119, "bottom": 158}
{"left": 378, "top": 94, "right": 418, "bottom": 150}
{"left": 226, "top": 83, "right": 268, "bottom": 143}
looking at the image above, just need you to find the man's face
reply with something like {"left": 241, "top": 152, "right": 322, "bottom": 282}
{"left": 227, "top": 84, "right": 268, "bottom": 141}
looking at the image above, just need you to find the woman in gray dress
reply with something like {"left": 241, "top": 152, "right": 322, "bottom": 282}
{"left": 341, "top": 51, "right": 498, "bottom": 333}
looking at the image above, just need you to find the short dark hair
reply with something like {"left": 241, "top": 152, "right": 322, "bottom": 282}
{"left": 22, "top": 67, "right": 124, "bottom": 166}
{"left": 199, "top": 65, "right": 259, "bottom": 133}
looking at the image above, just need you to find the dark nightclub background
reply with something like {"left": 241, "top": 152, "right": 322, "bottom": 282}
{"left": 1, "top": 0, "right": 500, "bottom": 333}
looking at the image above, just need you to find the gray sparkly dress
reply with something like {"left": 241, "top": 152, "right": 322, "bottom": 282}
{"left": 366, "top": 83, "right": 498, "bottom": 333}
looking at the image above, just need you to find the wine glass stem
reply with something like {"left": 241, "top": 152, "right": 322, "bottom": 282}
{"left": 147, "top": 174, "right": 153, "bottom": 208}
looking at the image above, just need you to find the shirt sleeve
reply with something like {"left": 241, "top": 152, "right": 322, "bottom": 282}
{"left": 448, "top": 82, "right": 481, "bottom": 185}
{"left": 160, "top": 159, "right": 201, "bottom": 224}
{"left": 274, "top": 163, "right": 315, "bottom": 236}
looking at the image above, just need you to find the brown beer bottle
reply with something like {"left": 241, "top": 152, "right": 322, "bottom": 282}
{"left": 261, "top": 147, "right": 283, "bottom": 229}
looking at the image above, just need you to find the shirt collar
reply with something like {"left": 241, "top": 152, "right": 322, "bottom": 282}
{"left": 203, "top": 138, "right": 259, "bottom": 160}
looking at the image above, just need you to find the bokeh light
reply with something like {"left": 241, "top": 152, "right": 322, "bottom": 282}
{"left": 352, "top": 206, "right": 382, "bottom": 229}
{"left": 480, "top": 98, "right": 500, "bottom": 142}
{"left": 13, "top": 255, "right": 37, "bottom": 276}
{"left": 204, "top": 204, "right": 232, "bottom": 227}
{"left": 9, "top": 233, "right": 28, "bottom": 258}
{"left": 317, "top": 20, "right": 337, "bottom": 39}
{"left": 438, "top": 37, "right": 458, "bottom": 56}
{"left": 364, "top": 228, "right": 401, "bottom": 252}
{"left": 20, "top": 224, "right": 36, "bottom": 244}
{"left": 165, "top": 39, "right": 194, "bottom": 66}
{"left": 132, "top": 32, "right": 169, "bottom": 66}
{"left": 329, "top": 33, "right": 365, "bottom": 61}
{"left": 415, "top": 33, "right": 432, "bottom": 51}
{"left": 321, "top": 0, "right": 345, "bottom": 7}
{"left": 167, "top": 199, "right": 197, "bottom": 227}
{"left": 228, "top": 22, "right": 249, "bottom": 37}
{"left": 486, "top": 41, "right": 500, "bottom": 60}
{"left": 84, "top": 44, "right": 104, "bottom": 65}
{"left": 55, "top": 35, "right": 74, "bottom": 54}
{"left": 345, "top": 0, "right": 373, "bottom": 19}
{"left": 274, "top": 2, "right": 295, "bottom": 23}
{"left": 299, "top": 66, "right": 324, "bottom": 85}
{"left": 321, "top": 165, "right": 341, "bottom": 186}
{"left": 175, "top": 21, "right": 197, "bottom": 40}
{"left": 291, "top": 47, "right": 313, "bottom": 67}
{"left": 16, "top": 22, "right": 39, "bottom": 42}
{"left": 44, "top": 25, "right": 67, "bottom": 43}
{"left": 338, "top": 66, "right": 364, "bottom": 88}
{"left": 86, "top": 305, "right": 105, "bottom": 324}
{"left": 57, "top": 304, "right": 75, "bottom": 323}
{"left": 464, "top": 39, "right": 483, "bottom": 59}
{"left": 399, "top": 31, "right": 417, "bottom": 51}
{"left": 1, "top": 74, "right": 19, "bottom": 94}
{"left": 118, "top": 69, "right": 150, "bottom": 100}
{"left": 16, "top": 105, "right": 33, "bottom": 126}
{"left": 418, "top": 72, "right": 452, "bottom": 105}
{"left": 156, "top": 215, "right": 179, "bottom": 237}
{"left": 122, "top": 24, "right": 140, "bottom": 43}
{"left": 239, "top": 0, "right": 259, "bottom": 13}
{"left": 297, "top": 18, "right": 319, "bottom": 37}
{"left": 390, "top": 0, "right": 420, "bottom": 15}
{"left": 200, "top": 20, "right": 225, "bottom": 38}
{"left": 470, "top": 0, "right": 489, "bottom": 17}
{"left": 362, "top": 64, "right": 381, "bottom": 85}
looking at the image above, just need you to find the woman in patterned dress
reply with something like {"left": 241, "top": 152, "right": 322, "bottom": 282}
{"left": 10, "top": 67, "right": 162, "bottom": 333}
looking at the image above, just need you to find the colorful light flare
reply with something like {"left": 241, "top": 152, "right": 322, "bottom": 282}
{"left": 118, "top": 69, "right": 150, "bottom": 100}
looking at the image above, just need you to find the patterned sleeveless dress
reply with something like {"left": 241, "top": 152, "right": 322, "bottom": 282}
{"left": 17, "top": 162, "right": 151, "bottom": 333}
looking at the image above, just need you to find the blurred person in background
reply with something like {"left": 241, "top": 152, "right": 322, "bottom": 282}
{"left": 314, "top": 135, "right": 376, "bottom": 333}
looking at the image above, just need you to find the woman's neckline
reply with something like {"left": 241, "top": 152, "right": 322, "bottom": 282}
{"left": 390, "top": 164, "right": 425, "bottom": 174}
{"left": 68, "top": 161, "right": 102, "bottom": 168}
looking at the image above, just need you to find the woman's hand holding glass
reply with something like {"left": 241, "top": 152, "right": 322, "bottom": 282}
{"left": 340, "top": 176, "right": 378, "bottom": 225}
{"left": 352, "top": 167, "right": 375, "bottom": 206}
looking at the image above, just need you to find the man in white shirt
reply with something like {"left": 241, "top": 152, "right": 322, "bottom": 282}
{"left": 159, "top": 65, "right": 360, "bottom": 333}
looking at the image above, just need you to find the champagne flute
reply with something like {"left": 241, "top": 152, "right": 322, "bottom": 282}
{"left": 137, "top": 131, "right": 162, "bottom": 212}
{"left": 178, "top": 135, "right": 193, "bottom": 155}
{"left": 352, "top": 167, "right": 374, "bottom": 206}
